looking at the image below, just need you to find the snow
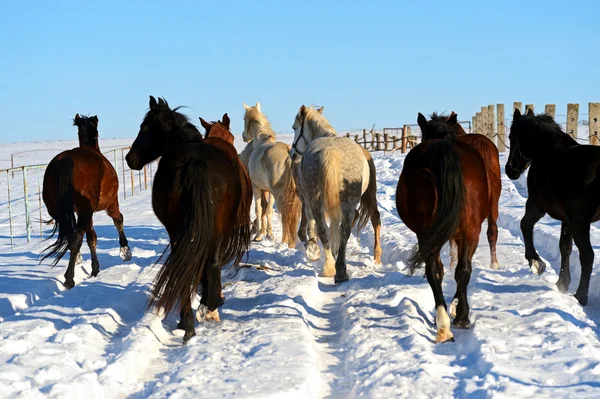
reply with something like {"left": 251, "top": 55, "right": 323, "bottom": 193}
{"left": 2, "top": 135, "right": 600, "bottom": 398}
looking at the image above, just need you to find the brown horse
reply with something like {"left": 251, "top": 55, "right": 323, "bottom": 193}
{"left": 428, "top": 112, "right": 501, "bottom": 271}
{"left": 126, "top": 97, "right": 252, "bottom": 343}
{"left": 396, "top": 113, "right": 490, "bottom": 343}
{"left": 41, "top": 114, "right": 131, "bottom": 288}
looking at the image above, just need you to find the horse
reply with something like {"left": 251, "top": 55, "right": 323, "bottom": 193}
{"left": 40, "top": 114, "right": 132, "bottom": 289}
{"left": 396, "top": 113, "right": 490, "bottom": 343}
{"left": 242, "top": 102, "right": 301, "bottom": 247}
{"left": 125, "top": 96, "right": 252, "bottom": 342}
{"left": 239, "top": 140, "right": 271, "bottom": 236}
{"left": 418, "top": 112, "right": 501, "bottom": 271}
{"left": 505, "top": 108, "right": 600, "bottom": 306}
{"left": 291, "top": 105, "right": 381, "bottom": 283}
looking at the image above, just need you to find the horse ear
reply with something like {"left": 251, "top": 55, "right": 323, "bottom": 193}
{"left": 222, "top": 113, "right": 230, "bottom": 129}
{"left": 199, "top": 117, "right": 211, "bottom": 132}
{"left": 243, "top": 102, "right": 250, "bottom": 110}
{"left": 417, "top": 112, "right": 428, "bottom": 131}
{"left": 527, "top": 107, "right": 534, "bottom": 116}
{"left": 450, "top": 111, "right": 457, "bottom": 117}
{"left": 158, "top": 98, "right": 166, "bottom": 108}
{"left": 513, "top": 108, "right": 522, "bottom": 120}
{"left": 149, "top": 96, "right": 158, "bottom": 110}
{"left": 299, "top": 105, "right": 307, "bottom": 116}
{"left": 447, "top": 112, "right": 458, "bottom": 126}
{"left": 317, "top": 106, "right": 324, "bottom": 114}
{"left": 255, "top": 102, "right": 261, "bottom": 112}
{"left": 91, "top": 115, "right": 99, "bottom": 127}
{"left": 74, "top": 114, "right": 81, "bottom": 125}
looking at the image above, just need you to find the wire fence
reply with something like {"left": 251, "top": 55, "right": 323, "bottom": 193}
{"left": 0, "top": 147, "right": 157, "bottom": 250}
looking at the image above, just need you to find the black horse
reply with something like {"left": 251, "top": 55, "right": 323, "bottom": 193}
{"left": 506, "top": 108, "right": 600, "bottom": 305}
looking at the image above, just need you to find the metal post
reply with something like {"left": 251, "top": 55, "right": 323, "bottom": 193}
{"left": 130, "top": 169, "right": 134, "bottom": 196}
{"left": 144, "top": 165, "right": 148, "bottom": 190}
{"left": 23, "top": 166, "right": 30, "bottom": 243}
{"left": 7, "top": 171, "right": 13, "bottom": 250}
{"left": 37, "top": 167, "right": 42, "bottom": 238}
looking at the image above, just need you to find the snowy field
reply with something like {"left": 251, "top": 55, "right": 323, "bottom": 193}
{"left": 2, "top": 132, "right": 600, "bottom": 398}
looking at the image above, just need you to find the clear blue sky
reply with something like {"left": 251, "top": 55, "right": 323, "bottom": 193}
{"left": 1, "top": 0, "right": 598, "bottom": 143}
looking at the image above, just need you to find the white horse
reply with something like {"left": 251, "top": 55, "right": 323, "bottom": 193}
{"left": 239, "top": 140, "right": 270, "bottom": 235}
{"left": 242, "top": 102, "right": 300, "bottom": 247}
{"left": 291, "top": 105, "right": 382, "bottom": 283}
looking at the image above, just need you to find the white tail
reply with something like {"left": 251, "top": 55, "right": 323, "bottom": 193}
{"left": 320, "top": 147, "right": 342, "bottom": 226}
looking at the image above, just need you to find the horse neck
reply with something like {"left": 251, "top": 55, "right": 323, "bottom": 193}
{"left": 79, "top": 138, "right": 100, "bottom": 152}
{"left": 307, "top": 117, "right": 336, "bottom": 141}
{"left": 531, "top": 128, "right": 579, "bottom": 159}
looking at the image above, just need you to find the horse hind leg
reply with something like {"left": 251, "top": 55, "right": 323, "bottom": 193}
{"left": 424, "top": 254, "right": 453, "bottom": 343}
{"left": 303, "top": 202, "right": 321, "bottom": 261}
{"left": 451, "top": 234, "right": 477, "bottom": 329}
{"left": 572, "top": 221, "right": 593, "bottom": 306}
{"left": 106, "top": 203, "right": 132, "bottom": 261}
{"left": 333, "top": 205, "right": 355, "bottom": 284}
{"left": 557, "top": 222, "right": 573, "bottom": 294}
{"left": 487, "top": 207, "right": 499, "bottom": 270}
{"left": 371, "top": 208, "right": 382, "bottom": 264}
{"left": 264, "top": 191, "right": 275, "bottom": 241}
{"left": 310, "top": 202, "right": 335, "bottom": 277}
{"left": 196, "top": 242, "right": 223, "bottom": 323}
{"left": 86, "top": 223, "right": 100, "bottom": 277}
{"left": 64, "top": 211, "right": 92, "bottom": 289}
{"left": 252, "top": 185, "right": 267, "bottom": 241}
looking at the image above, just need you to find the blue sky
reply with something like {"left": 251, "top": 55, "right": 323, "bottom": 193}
{"left": 0, "top": 0, "right": 598, "bottom": 142}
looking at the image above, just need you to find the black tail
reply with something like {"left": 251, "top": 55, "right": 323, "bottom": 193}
{"left": 150, "top": 159, "right": 251, "bottom": 315}
{"left": 355, "top": 148, "right": 379, "bottom": 232}
{"left": 40, "top": 158, "right": 76, "bottom": 266}
{"left": 408, "top": 141, "right": 465, "bottom": 274}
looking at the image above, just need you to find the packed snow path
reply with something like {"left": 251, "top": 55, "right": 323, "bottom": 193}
{"left": 1, "top": 152, "right": 600, "bottom": 398}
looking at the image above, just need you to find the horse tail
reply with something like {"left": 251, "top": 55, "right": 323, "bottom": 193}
{"left": 150, "top": 161, "right": 220, "bottom": 316}
{"left": 356, "top": 148, "right": 379, "bottom": 232}
{"left": 408, "top": 141, "right": 465, "bottom": 274}
{"left": 274, "top": 157, "right": 301, "bottom": 247}
{"left": 222, "top": 158, "right": 252, "bottom": 266}
{"left": 320, "top": 147, "right": 342, "bottom": 224}
{"left": 40, "top": 158, "right": 76, "bottom": 266}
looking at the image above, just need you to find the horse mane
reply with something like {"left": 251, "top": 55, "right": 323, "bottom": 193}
{"left": 421, "top": 112, "right": 457, "bottom": 140}
{"left": 145, "top": 98, "right": 202, "bottom": 142}
{"left": 519, "top": 113, "right": 578, "bottom": 149}
{"left": 244, "top": 107, "right": 276, "bottom": 142}
{"left": 304, "top": 106, "right": 337, "bottom": 138}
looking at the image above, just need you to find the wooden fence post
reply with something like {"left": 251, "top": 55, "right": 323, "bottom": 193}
{"left": 545, "top": 104, "right": 556, "bottom": 118}
{"left": 497, "top": 104, "right": 505, "bottom": 152}
{"left": 355, "top": 134, "right": 359, "bottom": 146}
{"left": 371, "top": 129, "right": 375, "bottom": 149}
{"left": 476, "top": 112, "right": 482, "bottom": 134}
{"left": 567, "top": 103, "right": 579, "bottom": 140}
{"left": 472, "top": 116, "right": 476, "bottom": 134}
{"left": 481, "top": 107, "right": 488, "bottom": 136}
{"left": 375, "top": 133, "right": 381, "bottom": 151}
{"left": 402, "top": 125, "right": 408, "bottom": 153}
{"left": 383, "top": 133, "right": 389, "bottom": 153}
{"left": 525, "top": 104, "right": 534, "bottom": 115}
{"left": 590, "top": 103, "right": 600, "bottom": 146}
{"left": 363, "top": 129, "right": 367, "bottom": 148}
{"left": 513, "top": 102, "right": 522, "bottom": 115}
{"left": 488, "top": 105, "right": 495, "bottom": 143}
{"left": 345, "top": 133, "right": 350, "bottom": 138}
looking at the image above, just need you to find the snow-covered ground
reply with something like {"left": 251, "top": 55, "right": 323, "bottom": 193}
{"left": 2, "top": 134, "right": 600, "bottom": 398}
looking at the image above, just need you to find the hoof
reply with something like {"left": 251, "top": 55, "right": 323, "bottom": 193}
{"left": 490, "top": 262, "right": 499, "bottom": 271}
{"left": 449, "top": 298, "right": 458, "bottom": 318}
{"left": 176, "top": 320, "right": 185, "bottom": 330}
{"left": 63, "top": 279, "right": 75, "bottom": 289}
{"left": 75, "top": 252, "right": 83, "bottom": 265}
{"left": 529, "top": 258, "right": 546, "bottom": 275}
{"left": 436, "top": 329, "right": 455, "bottom": 343}
{"left": 374, "top": 253, "right": 382, "bottom": 265}
{"left": 196, "top": 305, "right": 221, "bottom": 323}
{"left": 266, "top": 233, "right": 275, "bottom": 241}
{"left": 120, "top": 246, "right": 132, "bottom": 261}
{"left": 183, "top": 329, "right": 196, "bottom": 343}
{"left": 453, "top": 318, "right": 471, "bottom": 329}
{"left": 306, "top": 243, "right": 321, "bottom": 261}
{"left": 91, "top": 268, "right": 99, "bottom": 278}
{"left": 334, "top": 272, "right": 349, "bottom": 284}
{"left": 556, "top": 279, "right": 570, "bottom": 294}
{"left": 253, "top": 232, "right": 266, "bottom": 242}
{"left": 574, "top": 292, "right": 588, "bottom": 306}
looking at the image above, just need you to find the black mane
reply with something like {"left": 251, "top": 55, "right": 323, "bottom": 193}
{"left": 421, "top": 112, "right": 457, "bottom": 141}
{"left": 145, "top": 98, "right": 202, "bottom": 143}
{"left": 512, "top": 112, "right": 577, "bottom": 149}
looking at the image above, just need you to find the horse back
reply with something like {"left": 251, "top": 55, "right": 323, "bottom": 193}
{"left": 457, "top": 134, "right": 501, "bottom": 204}
{"left": 454, "top": 141, "right": 490, "bottom": 229}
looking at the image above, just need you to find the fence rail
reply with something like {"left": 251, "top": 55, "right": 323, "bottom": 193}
{"left": 0, "top": 146, "right": 157, "bottom": 250}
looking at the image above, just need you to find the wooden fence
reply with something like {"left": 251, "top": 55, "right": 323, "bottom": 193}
{"left": 472, "top": 102, "right": 600, "bottom": 151}
{"left": 344, "top": 121, "right": 472, "bottom": 154}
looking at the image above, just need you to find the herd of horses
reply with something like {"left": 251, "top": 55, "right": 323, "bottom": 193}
{"left": 39, "top": 96, "right": 600, "bottom": 344}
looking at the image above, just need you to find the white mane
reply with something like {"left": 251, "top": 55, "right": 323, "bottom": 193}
{"left": 243, "top": 103, "right": 277, "bottom": 143}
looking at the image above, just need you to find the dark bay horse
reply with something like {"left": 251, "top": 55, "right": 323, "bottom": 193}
{"left": 126, "top": 97, "right": 252, "bottom": 342}
{"left": 396, "top": 113, "right": 490, "bottom": 343}
{"left": 419, "top": 112, "right": 501, "bottom": 271}
{"left": 506, "top": 108, "right": 600, "bottom": 305}
{"left": 41, "top": 115, "right": 131, "bottom": 288}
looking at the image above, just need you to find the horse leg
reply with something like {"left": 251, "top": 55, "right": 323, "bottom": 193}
{"left": 86, "top": 223, "right": 100, "bottom": 277}
{"left": 452, "top": 235, "right": 477, "bottom": 329}
{"left": 487, "top": 205, "right": 499, "bottom": 270}
{"left": 304, "top": 203, "right": 321, "bottom": 261}
{"left": 334, "top": 206, "right": 354, "bottom": 284}
{"left": 425, "top": 254, "right": 453, "bottom": 343}
{"left": 264, "top": 191, "right": 275, "bottom": 241}
{"left": 330, "top": 217, "right": 340, "bottom": 259}
{"left": 557, "top": 222, "right": 573, "bottom": 293}
{"left": 106, "top": 203, "right": 132, "bottom": 261}
{"left": 371, "top": 208, "right": 382, "bottom": 264}
{"left": 197, "top": 243, "right": 223, "bottom": 323}
{"left": 179, "top": 296, "right": 196, "bottom": 343}
{"left": 310, "top": 203, "right": 335, "bottom": 277}
{"left": 298, "top": 201, "right": 308, "bottom": 245}
{"left": 64, "top": 211, "right": 91, "bottom": 289}
{"left": 521, "top": 198, "right": 546, "bottom": 275}
{"left": 572, "top": 222, "right": 593, "bottom": 306}
{"left": 252, "top": 185, "right": 266, "bottom": 241}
